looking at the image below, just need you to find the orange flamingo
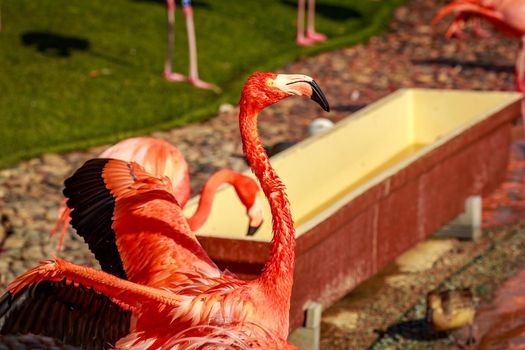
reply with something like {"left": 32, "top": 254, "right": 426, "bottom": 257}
{"left": 296, "top": 0, "right": 327, "bottom": 46}
{"left": 51, "top": 136, "right": 264, "bottom": 250}
{"left": 433, "top": 0, "right": 525, "bottom": 92}
{"left": 0, "top": 72, "right": 329, "bottom": 349}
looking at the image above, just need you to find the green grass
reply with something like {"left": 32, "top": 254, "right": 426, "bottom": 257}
{"left": 0, "top": 0, "right": 404, "bottom": 168}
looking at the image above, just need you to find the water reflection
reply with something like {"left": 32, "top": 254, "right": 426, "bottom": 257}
{"left": 475, "top": 266, "right": 525, "bottom": 349}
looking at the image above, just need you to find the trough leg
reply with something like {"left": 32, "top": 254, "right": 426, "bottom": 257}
{"left": 434, "top": 195, "right": 482, "bottom": 241}
{"left": 288, "top": 301, "right": 322, "bottom": 350}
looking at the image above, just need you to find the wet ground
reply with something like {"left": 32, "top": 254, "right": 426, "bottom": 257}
{"left": 476, "top": 265, "right": 525, "bottom": 349}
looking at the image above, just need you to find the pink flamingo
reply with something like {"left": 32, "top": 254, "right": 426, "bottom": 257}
{"left": 434, "top": 0, "right": 525, "bottom": 134}
{"left": 51, "top": 136, "right": 264, "bottom": 250}
{"left": 164, "top": 0, "right": 218, "bottom": 91}
{"left": 0, "top": 72, "right": 329, "bottom": 349}
{"left": 433, "top": 0, "right": 525, "bottom": 92}
{"left": 296, "top": 0, "right": 327, "bottom": 46}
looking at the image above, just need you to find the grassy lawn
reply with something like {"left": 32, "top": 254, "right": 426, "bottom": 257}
{"left": 0, "top": 0, "right": 403, "bottom": 168}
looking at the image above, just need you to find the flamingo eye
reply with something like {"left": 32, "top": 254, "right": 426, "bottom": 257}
{"left": 266, "top": 79, "right": 274, "bottom": 87}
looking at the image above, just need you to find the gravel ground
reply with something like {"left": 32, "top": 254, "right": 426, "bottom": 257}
{"left": 0, "top": 0, "right": 524, "bottom": 348}
{"left": 321, "top": 140, "right": 525, "bottom": 349}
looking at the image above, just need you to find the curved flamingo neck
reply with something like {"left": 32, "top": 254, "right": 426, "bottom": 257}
{"left": 239, "top": 100, "right": 296, "bottom": 304}
{"left": 186, "top": 170, "right": 237, "bottom": 230}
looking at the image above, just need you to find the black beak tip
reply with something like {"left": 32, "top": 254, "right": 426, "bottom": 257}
{"left": 246, "top": 225, "right": 260, "bottom": 236}
{"left": 309, "top": 80, "right": 330, "bottom": 112}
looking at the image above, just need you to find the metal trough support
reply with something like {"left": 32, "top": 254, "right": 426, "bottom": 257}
{"left": 435, "top": 195, "right": 482, "bottom": 241}
{"left": 288, "top": 301, "right": 322, "bottom": 350}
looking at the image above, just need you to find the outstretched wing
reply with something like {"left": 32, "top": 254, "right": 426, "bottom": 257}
{"left": 2, "top": 258, "right": 256, "bottom": 350}
{"left": 63, "top": 158, "right": 220, "bottom": 288}
{"left": 0, "top": 279, "right": 131, "bottom": 350}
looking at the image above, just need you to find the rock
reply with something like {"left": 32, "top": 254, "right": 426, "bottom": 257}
{"left": 21, "top": 245, "right": 44, "bottom": 261}
{"left": 3, "top": 237, "right": 25, "bottom": 250}
{"left": 41, "top": 153, "right": 66, "bottom": 167}
{"left": 218, "top": 103, "right": 235, "bottom": 115}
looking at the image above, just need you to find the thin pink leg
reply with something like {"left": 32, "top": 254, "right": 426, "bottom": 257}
{"left": 306, "top": 0, "right": 326, "bottom": 43}
{"left": 517, "top": 37, "right": 525, "bottom": 135}
{"left": 296, "top": 0, "right": 314, "bottom": 46}
{"left": 164, "top": 0, "right": 186, "bottom": 82}
{"left": 515, "top": 37, "right": 525, "bottom": 93}
{"left": 183, "top": 4, "right": 220, "bottom": 92}
{"left": 472, "top": 17, "right": 490, "bottom": 38}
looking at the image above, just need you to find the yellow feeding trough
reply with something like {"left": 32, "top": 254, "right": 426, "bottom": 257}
{"left": 184, "top": 88, "right": 522, "bottom": 330}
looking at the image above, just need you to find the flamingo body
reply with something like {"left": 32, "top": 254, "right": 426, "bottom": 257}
{"left": 433, "top": 0, "right": 525, "bottom": 92}
{"left": 0, "top": 72, "right": 329, "bottom": 349}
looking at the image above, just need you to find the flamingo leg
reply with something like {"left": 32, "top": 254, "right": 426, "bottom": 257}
{"left": 296, "top": 0, "right": 313, "bottom": 46}
{"left": 306, "top": 0, "right": 326, "bottom": 43}
{"left": 182, "top": 1, "right": 219, "bottom": 92}
{"left": 447, "top": 14, "right": 491, "bottom": 39}
{"left": 164, "top": 0, "right": 186, "bottom": 82}
{"left": 472, "top": 16, "right": 491, "bottom": 38}
{"left": 517, "top": 37, "right": 525, "bottom": 135}
{"left": 516, "top": 36, "right": 525, "bottom": 93}
{"left": 49, "top": 205, "right": 71, "bottom": 251}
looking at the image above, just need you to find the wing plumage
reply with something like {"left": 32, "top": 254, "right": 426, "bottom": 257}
{"left": 63, "top": 158, "right": 126, "bottom": 279}
{"left": 0, "top": 278, "right": 131, "bottom": 350}
{"left": 64, "top": 158, "right": 220, "bottom": 287}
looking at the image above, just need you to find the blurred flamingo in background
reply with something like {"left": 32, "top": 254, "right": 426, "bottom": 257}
{"left": 433, "top": 0, "right": 525, "bottom": 92}
{"left": 164, "top": 0, "right": 218, "bottom": 91}
{"left": 444, "top": 14, "right": 491, "bottom": 38}
{"left": 296, "top": 0, "right": 327, "bottom": 46}
{"left": 0, "top": 72, "right": 329, "bottom": 349}
{"left": 51, "top": 136, "right": 263, "bottom": 250}
{"left": 433, "top": 0, "right": 525, "bottom": 134}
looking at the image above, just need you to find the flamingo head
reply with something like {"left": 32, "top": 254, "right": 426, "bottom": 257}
{"left": 241, "top": 72, "right": 330, "bottom": 112}
{"left": 232, "top": 175, "right": 264, "bottom": 236}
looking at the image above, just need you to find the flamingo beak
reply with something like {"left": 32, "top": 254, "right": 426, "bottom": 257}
{"left": 309, "top": 80, "right": 330, "bottom": 112}
{"left": 275, "top": 74, "right": 330, "bottom": 112}
{"left": 284, "top": 79, "right": 330, "bottom": 112}
{"left": 246, "top": 222, "right": 262, "bottom": 236}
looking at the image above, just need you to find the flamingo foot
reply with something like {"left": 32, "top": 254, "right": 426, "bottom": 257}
{"left": 306, "top": 30, "right": 327, "bottom": 43}
{"left": 188, "top": 76, "right": 221, "bottom": 93}
{"left": 296, "top": 35, "right": 315, "bottom": 47}
{"left": 164, "top": 70, "right": 187, "bottom": 82}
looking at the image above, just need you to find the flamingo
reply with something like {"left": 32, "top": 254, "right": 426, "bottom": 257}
{"left": 433, "top": 0, "right": 525, "bottom": 93}
{"left": 164, "top": 0, "right": 218, "bottom": 91}
{"left": 433, "top": 0, "right": 525, "bottom": 135}
{"left": 51, "top": 136, "right": 264, "bottom": 250}
{"left": 296, "top": 0, "right": 327, "bottom": 46}
{"left": 441, "top": 11, "right": 492, "bottom": 39}
{"left": 0, "top": 72, "right": 330, "bottom": 349}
